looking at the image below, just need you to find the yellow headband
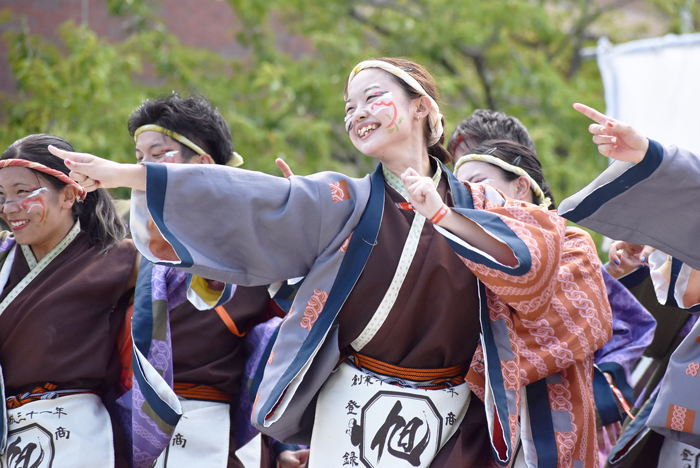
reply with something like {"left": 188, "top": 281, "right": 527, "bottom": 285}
{"left": 347, "top": 60, "right": 444, "bottom": 146}
{"left": 454, "top": 153, "right": 552, "bottom": 208}
{"left": 134, "top": 124, "right": 244, "bottom": 167}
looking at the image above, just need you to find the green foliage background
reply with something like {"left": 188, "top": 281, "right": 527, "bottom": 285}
{"left": 0, "top": 0, "right": 695, "bottom": 244}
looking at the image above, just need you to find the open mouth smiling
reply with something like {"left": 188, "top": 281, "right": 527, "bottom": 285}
{"left": 9, "top": 219, "right": 29, "bottom": 229}
{"left": 357, "top": 123, "right": 380, "bottom": 139}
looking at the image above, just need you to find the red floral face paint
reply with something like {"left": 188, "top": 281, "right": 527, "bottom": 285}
{"left": 369, "top": 92, "right": 403, "bottom": 133}
{"left": 20, "top": 187, "right": 50, "bottom": 224}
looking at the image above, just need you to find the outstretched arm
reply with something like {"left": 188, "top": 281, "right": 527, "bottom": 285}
{"left": 560, "top": 104, "right": 700, "bottom": 270}
{"left": 48, "top": 145, "right": 146, "bottom": 191}
{"left": 48, "top": 146, "right": 368, "bottom": 286}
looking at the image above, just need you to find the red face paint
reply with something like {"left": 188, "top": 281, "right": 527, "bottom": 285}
{"left": 369, "top": 92, "right": 402, "bottom": 133}
{"left": 20, "top": 187, "right": 49, "bottom": 223}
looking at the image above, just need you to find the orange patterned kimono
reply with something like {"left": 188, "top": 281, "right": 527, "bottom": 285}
{"left": 462, "top": 184, "right": 613, "bottom": 468}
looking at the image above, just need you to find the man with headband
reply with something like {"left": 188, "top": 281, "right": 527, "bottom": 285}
{"left": 123, "top": 93, "right": 305, "bottom": 468}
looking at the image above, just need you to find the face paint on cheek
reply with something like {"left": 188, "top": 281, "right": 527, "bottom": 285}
{"left": 369, "top": 92, "right": 404, "bottom": 134}
{"left": 158, "top": 150, "right": 179, "bottom": 164}
{"left": 344, "top": 113, "right": 355, "bottom": 134}
{"left": 20, "top": 187, "right": 50, "bottom": 224}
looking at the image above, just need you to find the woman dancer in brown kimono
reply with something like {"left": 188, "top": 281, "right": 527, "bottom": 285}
{"left": 0, "top": 134, "right": 137, "bottom": 468}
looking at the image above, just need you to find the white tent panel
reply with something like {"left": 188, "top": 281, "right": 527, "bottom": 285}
{"left": 597, "top": 34, "right": 700, "bottom": 155}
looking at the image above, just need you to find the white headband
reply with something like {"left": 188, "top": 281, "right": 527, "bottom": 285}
{"left": 347, "top": 60, "right": 444, "bottom": 146}
{"left": 454, "top": 153, "right": 552, "bottom": 208}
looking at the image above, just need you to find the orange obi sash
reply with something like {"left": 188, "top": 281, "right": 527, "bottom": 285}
{"left": 350, "top": 353, "right": 466, "bottom": 390}
{"left": 6, "top": 383, "right": 99, "bottom": 409}
{"left": 173, "top": 382, "right": 231, "bottom": 403}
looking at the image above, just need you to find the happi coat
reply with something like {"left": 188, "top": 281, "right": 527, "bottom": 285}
{"left": 0, "top": 224, "right": 137, "bottom": 467}
{"left": 559, "top": 141, "right": 700, "bottom": 451}
{"left": 123, "top": 256, "right": 281, "bottom": 468}
{"left": 604, "top": 256, "right": 697, "bottom": 467}
{"left": 128, "top": 160, "right": 611, "bottom": 468}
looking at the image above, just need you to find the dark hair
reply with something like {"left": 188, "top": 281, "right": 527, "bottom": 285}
{"left": 128, "top": 93, "right": 234, "bottom": 166}
{"left": 1, "top": 134, "right": 127, "bottom": 252}
{"left": 467, "top": 139, "right": 556, "bottom": 208}
{"left": 448, "top": 110, "right": 536, "bottom": 162}
{"left": 344, "top": 57, "right": 452, "bottom": 164}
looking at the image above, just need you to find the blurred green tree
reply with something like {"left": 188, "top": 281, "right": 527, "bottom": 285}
{"left": 0, "top": 0, "right": 694, "bottom": 202}
{"left": 224, "top": 0, "right": 694, "bottom": 193}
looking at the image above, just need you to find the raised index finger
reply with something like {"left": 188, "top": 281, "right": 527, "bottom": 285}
{"left": 573, "top": 103, "right": 609, "bottom": 125}
{"left": 47, "top": 144, "right": 71, "bottom": 160}
{"left": 47, "top": 145, "right": 94, "bottom": 164}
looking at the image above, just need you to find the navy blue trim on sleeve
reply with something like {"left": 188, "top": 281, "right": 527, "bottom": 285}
{"left": 250, "top": 323, "right": 282, "bottom": 402}
{"left": 444, "top": 164, "right": 474, "bottom": 210}
{"left": 593, "top": 365, "right": 624, "bottom": 426}
{"left": 257, "top": 167, "right": 384, "bottom": 425}
{"left": 132, "top": 257, "right": 154, "bottom": 357}
{"left": 443, "top": 163, "right": 531, "bottom": 276}
{"left": 667, "top": 258, "right": 700, "bottom": 313}
{"left": 526, "top": 378, "right": 558, "bottom": 468}
{"left": 564, "top": 139, "right": 664, "bottom": 223}
{"left": 664, "top": 257, "right": 683, "bottom": 307}
{"left": 477, "top": 281, "right": 512, "bottom": 465}
{"left": 446, "top": 208, "right": 532, "bottom": 276}
{"left": 616, "top": 266, "right": 650, "bottom": 290}
{"left": 272, "top": 280, "right": 300, "bottom": 313}
{"left": 597, "top": 361, "right": 634, "bottom": 409}
{"left": 144, "top": 162, "right": 194, "bottom": 268}
{"left": 274, "top": 281, "right": 299, "bottom": 300}
{"left": 130, "top": 258, "right": 181, "bottom": 428}
{"left": 607, "top": 391, "right": 658, "bottom": 464}
{"left": 131, "top": 349, "right": 181, "bottom": 428}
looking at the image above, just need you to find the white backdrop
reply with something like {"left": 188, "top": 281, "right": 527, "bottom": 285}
{"left": 597, "top": 33, "right": 700, "bottom": 155}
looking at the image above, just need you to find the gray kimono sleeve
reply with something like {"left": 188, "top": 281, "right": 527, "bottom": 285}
{"left": 130, "top": 162, "right": 369, "bottom": 286}
{"left": 558, "top": 140, "right": 700, "bottom": 270}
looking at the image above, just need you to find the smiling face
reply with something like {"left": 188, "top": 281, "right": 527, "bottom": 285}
{"left": 0, "top": 166, "right": 76, "bottom": 249}
{"left": 344, "top": 69, "right": 419, "bottom": 159}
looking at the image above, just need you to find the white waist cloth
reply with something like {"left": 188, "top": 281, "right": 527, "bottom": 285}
{"left": 1, "top": 393, "right": 114, "bottom": 468}
{"left": 154, "top": 398, "right": 231, "bottom": 468}
{"left": 310, "top": 361, "right": 471, "bottom": 468}
{"left": 658, "top": 437, "right": 700, "bottom": 468}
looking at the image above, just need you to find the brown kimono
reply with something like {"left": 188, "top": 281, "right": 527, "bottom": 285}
{"left": 169, "top": 284, "right": 273, "bottom": 467}
{"left": 0, "top": 230, "right": 136, "bottom": 467}
{"left": 337, "top": 176, "right": 492, "bottom": 466}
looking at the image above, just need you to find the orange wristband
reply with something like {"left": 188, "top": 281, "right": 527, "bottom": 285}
{"left": 610, "top": 384, "right": 635, "bottom": 420}
{"left": 430, "top": 204, "right": 450, "bottom": 224}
